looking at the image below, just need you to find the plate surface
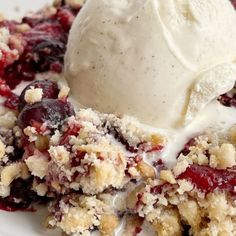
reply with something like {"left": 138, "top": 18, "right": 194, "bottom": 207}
{"left": 0, "top": 0, "right": 53, "bottom": 19}
{"left": 0, "top": 208, "right": 60, "bottom": 236}
{"left": 0, "top": 1, "right": 59, "bottom": 236}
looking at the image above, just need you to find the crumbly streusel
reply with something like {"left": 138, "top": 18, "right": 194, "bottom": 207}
{"left": 128, "top": 129, "right": 236, "bottom": 236}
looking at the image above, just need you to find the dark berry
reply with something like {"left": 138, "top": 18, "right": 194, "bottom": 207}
{"left": 231, "top": 0, "right": 236, "bottom": 9}
{"left": 0, "top": 177, "right": 49, "bottom": 211}
{"left": 19, "top": 80, "right": 60, "bottom": 110}
{"left": 218, "top": 93, "right": 236, "bottom": 108}
{"left": 4, "top": 93, "right": 20, "bottom": 111}
{"left": 18, "top": 99, "right": 75, "bottom": 131}
{"left": 56, "top": 7, "right": 75, "bottom": 31}
{"left": 0, "top": 79, "right": 12, "bottom": 97}
{"left": 218, "top": 94, "right": 233, "bottom": 107}
{"left": 0, "top": 79, "right": 20, "bottom": 111}
{"left": 178, "top": 138, "right": 197, "bottom": 157}
{"left": 8, "top": 147, "right": 24, "bottom": 163}
{"left": 1, "top": 6, "right": 81, "bottom": 89}
{"left": 0, "top": 49, "right": 18, "bottom": 78}
{"left": 30, "top": 38, "right": 66, "bottom": 72}
{"left": 178, "top": 164, "right": 236, "bottom": 195}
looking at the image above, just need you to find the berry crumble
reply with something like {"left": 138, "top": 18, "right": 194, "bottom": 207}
{"left": 0, "top": 1, "right": 236, "bottom": 236}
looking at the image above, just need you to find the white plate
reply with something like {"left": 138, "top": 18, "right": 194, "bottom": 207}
{"left": 0, "top": 1, "right": 60, "bottom": 236}
{"left": 0, "top": 0, "right": 53, "bottom": 20}
{"left": 0, "top": 208, "right": 60, "bottom": 236}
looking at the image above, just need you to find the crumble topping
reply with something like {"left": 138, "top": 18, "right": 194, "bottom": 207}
{"left": 58, "top": 85, "right": 70, "bottom": 99}
{"left": 0, "top": 76, "right": 166, "bottom": 235}
{"left": 128, "top": 130, "right": 236, "bottom": 236}
{"left": 121, "top": 214, "right": 144, "bottom": 236}
{"left": 48, "top": 145, "right": 70, "bottom": 166}
{"left": 32, "top": 180, "right": 48, "bottom": 197}
{"left": 160, "top": 170, "right": 176, "bottom": 184}
{"left": 0, "top": 139, "right": 6, "bottom": 159}
{"left": 24, "top": 88, "right": 43, "bottom": 104}
{"left": 25, "top": 154, "right": 49, "bottom": 179}
{"left": 47, "top": 194, "right": 119, "bottom": 236}
{"left": 1, "top": 162, "right": 29, "bottom": 186}
{"left": 0, "top": 28, "right": 19, "bottom": 74}
{"left": 0, "top": 111, "right": 17, "bottom": 129}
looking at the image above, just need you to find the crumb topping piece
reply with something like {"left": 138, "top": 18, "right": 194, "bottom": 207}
{"left": 24, "top": 88, "right": 43, "bottom": 104}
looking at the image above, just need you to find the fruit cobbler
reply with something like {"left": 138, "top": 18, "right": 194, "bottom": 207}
{"left": 0, "top": 0, "right": 236, "bottom": 236}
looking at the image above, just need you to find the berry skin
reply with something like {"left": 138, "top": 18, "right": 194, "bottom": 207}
{"left": 18, "top": 99, "right": 75, "bottom": 131}
{"left": 18, "top": 80, "right": 59, "bottom": 110}
{"left": 178, "top": 164, "right": 236, "bottom": 195}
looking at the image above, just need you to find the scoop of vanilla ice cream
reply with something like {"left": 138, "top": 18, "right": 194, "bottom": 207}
{"left": 65, "top": 0, "right": 236, "bottom": 128}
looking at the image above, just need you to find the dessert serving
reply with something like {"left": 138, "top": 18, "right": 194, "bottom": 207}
{"left": 0, "top": 0, "right": 236, "bottom": 236}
